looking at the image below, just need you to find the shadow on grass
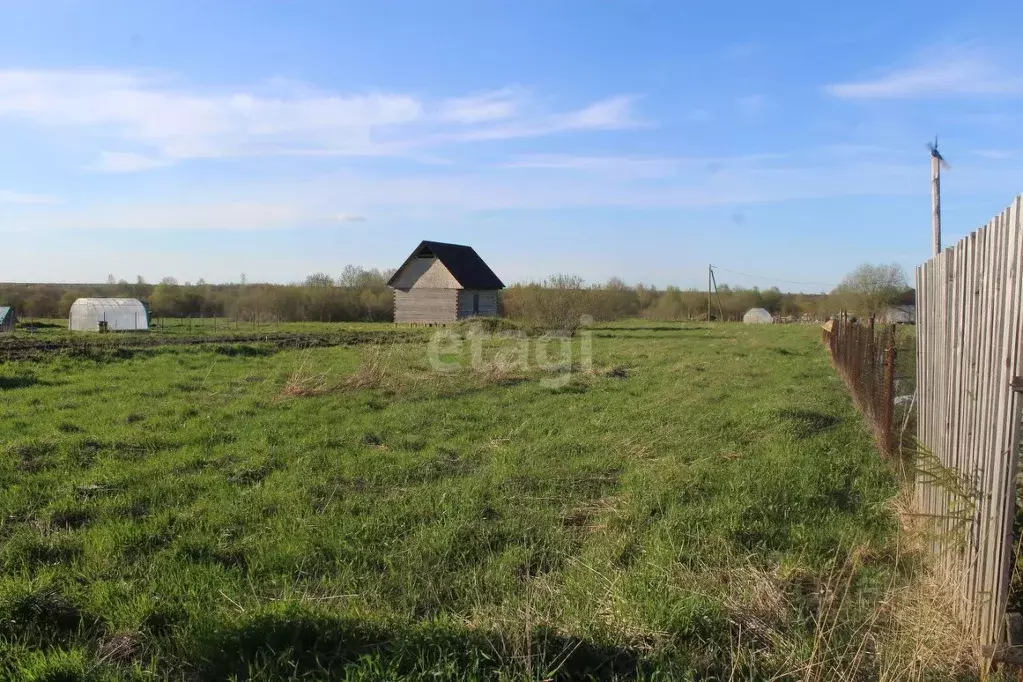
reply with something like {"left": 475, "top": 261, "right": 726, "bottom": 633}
{"left": 588, "top": 325, "right": 710, "bottom": 332}
{"left": 195, "top": 610, "right": 649, "bottom": 680}
{"left": 592, "top": 332, "right": 733, "bottom": 340}
{"left": 0, "top": 375, "right": 42, "bottom": 389}
{"left": 776, "top": 409, "right": 842, "bottom": 439}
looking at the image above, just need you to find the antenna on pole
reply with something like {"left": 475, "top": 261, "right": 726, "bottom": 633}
{"left": 928, "top": 136, "right": 949, "bottom": 257}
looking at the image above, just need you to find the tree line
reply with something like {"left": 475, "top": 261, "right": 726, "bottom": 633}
{"left": 0, "top": 263, "right": 910, "bottom": 325}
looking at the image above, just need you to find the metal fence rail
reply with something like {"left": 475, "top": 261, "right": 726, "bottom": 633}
{"left": 823, "top": 316, "right": 897, "bottom": 456}
{"left": 916, "top": 193, "right": 1023, "bottom": 647}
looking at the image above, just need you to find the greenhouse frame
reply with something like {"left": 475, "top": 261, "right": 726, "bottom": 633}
{"left": 68, "top": 298, "right": 149, "bottom": 332}
{"left": 742, "top": 307, "right": 774, "bottom": 324}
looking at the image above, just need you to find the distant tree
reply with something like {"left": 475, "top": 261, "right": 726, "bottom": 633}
{"left": 305, "top": 273, "right": 335, "bottom": 288}
{"left": 57, "top": 291, "right": 81, "bottom": 317}
{"left": 759, "top": 286, "right": 783, "bottom": 314}
{"left": 106, "top": 274, "right": 116, "bottom": 285}
{"left": 151, "top": 281, "right": 181, "bottom": 316}
{"left": 832, "top": 263, "right": 907, "bottom": 317}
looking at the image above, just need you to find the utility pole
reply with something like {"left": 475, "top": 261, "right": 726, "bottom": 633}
{"left": 710, "top": 267, "right": 725, "bottom": 322}
{"left": 931, "top": 152, "right": 941, "bottom": 256}
{"left": 929, "top": 137, "right": 948, "bottom": 257}
{"left": 708, "top": 264, "right": 713, "bottom": 322}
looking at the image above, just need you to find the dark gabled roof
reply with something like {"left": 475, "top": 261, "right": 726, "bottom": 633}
{"left": 388, "top": 240, "right": 505, "bottom": 289}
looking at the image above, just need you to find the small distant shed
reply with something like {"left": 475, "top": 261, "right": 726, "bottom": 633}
{"left": 743, "top": 308, "right": 774, "bottom": 324}
{"left": 388, "top": 241, "right": 505, "bottom": 323}
{"left": 0, "top": 306, "right": 15, "bottom": 332}
{"left": 879, "top": 305, "right": 916, "bottom": 324}
{"left": 68, "top": 298, "right": 149, "bottom": 332}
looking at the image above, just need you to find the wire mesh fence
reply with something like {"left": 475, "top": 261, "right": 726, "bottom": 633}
{"left": 822, "top": 315, "right": 897, "bottom": 456}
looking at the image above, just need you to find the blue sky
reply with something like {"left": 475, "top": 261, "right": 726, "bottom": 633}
{"left": 1, "top": 0, "right": 1022, "bottom": 290}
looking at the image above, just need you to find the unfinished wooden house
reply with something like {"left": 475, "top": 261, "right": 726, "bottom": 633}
{"left": 388, "top": 241, "right": 505, "bottom": 323}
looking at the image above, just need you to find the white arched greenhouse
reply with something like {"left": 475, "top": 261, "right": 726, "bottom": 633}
{"left": 742, "top": 307, "right": 774, "bottom": 324}
{"left": 68, "top": 298, "right": 149, "bottom": 332}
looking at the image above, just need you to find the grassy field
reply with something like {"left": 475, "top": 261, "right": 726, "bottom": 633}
{"left": 0, "top": 321, "right": 906, "bottom": 680}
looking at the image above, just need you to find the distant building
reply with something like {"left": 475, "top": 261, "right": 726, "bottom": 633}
{"left": 880, "top": 288, "right": 916, "bottom": 324}
{"left": 388, "top": 241, "right": 505, "bottom": 324}
{"left": 68, "top": 298, "right": 149, "bottom": 332}
{"left": 880, "top": 305, "right": 916, "bottom": 324}
{"left": 743, "top": 308, "right": 774, "bottom": 324}
{"left": 0, "top": 306, "right": 16, "bottom": 332}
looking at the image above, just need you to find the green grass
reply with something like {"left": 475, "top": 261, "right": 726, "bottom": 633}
{"left": 0, "top": 322, "right": 903, "bottom": 680}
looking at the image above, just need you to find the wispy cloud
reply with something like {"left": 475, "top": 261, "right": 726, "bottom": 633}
{"left": 825, "top": 48, "right": 1023, "bottom": 99}
{"left": 453, "top": 95, "right": 645, "bottom": 141}
{"left": 436, "top": 88, "right": 521, "bottom": 123}
{"left": 0, "top": 70, "right": 422, "bottom": 160}
{"left": 334, "top": 212, "right": 367, "bottom": 222}
{"left": 91, "top": 151, "right": 173, "bottom": 173}
{"left": 7, "top": 201, "right": 318, "bottom": 231}
{"left": 0, "top": 189, "right": 59, "bottom": 205}
{"left": 504, "top": 154, "right": 679, "bottom": 178}
{"left": 0, "top": 69, "right": 644, "bottom": 171}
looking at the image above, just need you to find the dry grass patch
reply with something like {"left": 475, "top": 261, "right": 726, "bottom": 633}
{"left": 560, "top": 497, "right": 621, "bottom": 534}
{"left": 277, "top": 345, "right": 422, "bottom": 400}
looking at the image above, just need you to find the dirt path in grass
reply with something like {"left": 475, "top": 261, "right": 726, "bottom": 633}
{"left": 0, "top": 329, "right": 425, "bottom": 362}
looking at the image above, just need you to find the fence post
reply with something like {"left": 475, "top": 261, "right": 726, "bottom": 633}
{"left": 866, "top": 315, "right": 876, "bottom": 407}
{"left": 882, "top": 324, "right": 896, "bottom": 454}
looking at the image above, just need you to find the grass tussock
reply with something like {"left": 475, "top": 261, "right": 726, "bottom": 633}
{"left": 278, "top": 345, "right": 414, "bottom": 399}
{"left": 277, "top": 338, "right": 598, "bottom": 402}
{"left": 722, "top": 544, "right": 979, "bottom": 680}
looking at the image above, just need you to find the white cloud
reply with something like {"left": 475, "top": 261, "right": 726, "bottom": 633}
{"left": 91, "top": 151, "right": 172, "bottom": 173}
{"left": 0, "top": 69, "right": 423, "bottom": 162}
{"left": 558, "top": 95, "right": 641, "bottom": 129}
{"left": 334, "top": 212, "right": 367, "bottom": 222}
{"left": 8, "top": 201, "right": 312, "bottom": 231}
{"left": 504, "top": 153, "right": 787, "bottom": 177}
{"left": 504, "top": 154, "right": 679, "bottom": 178}
{"left": 454, "top": 95, "right": 644, "bottom": 141}
{"left": 0, "top": 69, "right": 643, "bottom": 170}
{"left": 825, "top": 48, "right": 1023, "bottom": 99}
{"left": 437, "top": 88, "right": 521, "bottom": 123}
{"left": 0, "top": 189, "right": 59, "bottom": 205}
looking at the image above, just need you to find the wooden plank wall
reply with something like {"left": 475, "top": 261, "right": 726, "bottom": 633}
{"left": 916, "top": 193, "right": 1023, "bottom": 645}
{"left": 457, "top": 290, "right": 499, "bottom": 318}
{"left": 394, "top": 289, "right": 458, "bottom": 323}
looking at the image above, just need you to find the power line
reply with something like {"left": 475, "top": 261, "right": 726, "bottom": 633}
{"left": 709, "top": 265, "right": 838, "bottom": 289}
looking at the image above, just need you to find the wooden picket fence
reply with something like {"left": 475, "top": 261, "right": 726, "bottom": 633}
{"left": 916, "top": 193, "right": 1023, "bottom": 647}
